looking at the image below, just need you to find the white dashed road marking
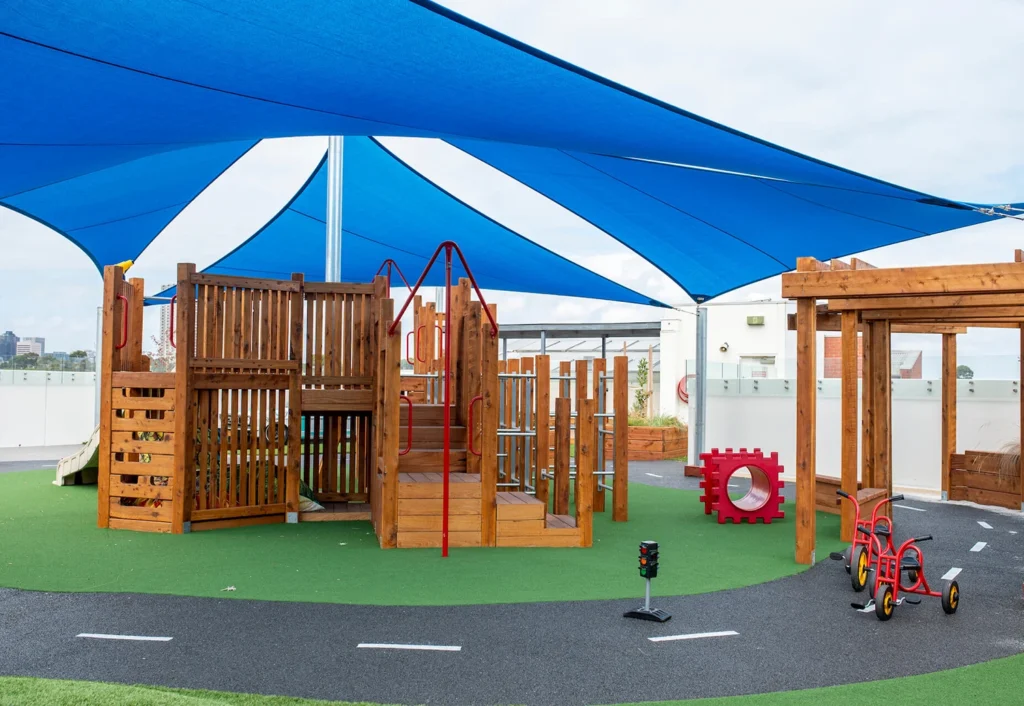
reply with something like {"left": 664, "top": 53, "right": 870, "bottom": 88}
{"left": 649, "top": 631, "right": 738, "bottom": 643}
{"left": 970, "top": 542, "right": 987, "bottom": 552}
{"left": 893, "top": 504, "right": 925, "bottom": 512}
{"left": 941, "top": 567, "right": 962, "bottom": 580}
{"left": 77, "top": 633, "right": 172, "bottom": 642}
{"left": 357, "top": 643, "right": 461, "bottom": 652}
{"left": 978, "top": 521, "right": 993, "bottom": 529}
{"left": 645, "top": 473, "right": 663, "bottom": 479}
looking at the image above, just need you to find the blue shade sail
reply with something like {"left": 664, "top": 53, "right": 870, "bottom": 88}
{"left": 1, "top": 141, "right": 257, "bottom": 269}
{"left": 0, "top": 0, "right": 1001, "bottom": 205}
{"left": 186, "top": 138, "right": 665, "bottom": 307}
{"left": 449, "top": 140, "right": 1001, "bottom": 299}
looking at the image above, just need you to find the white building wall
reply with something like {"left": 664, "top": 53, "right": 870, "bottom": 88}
{"left": 0, "top": 371, "right": 96, "bottom": 447}
{"left": 688, "top": 378, "right": 1019, "bottom": 496}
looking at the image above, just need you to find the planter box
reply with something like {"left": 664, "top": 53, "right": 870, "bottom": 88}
{"left": 605, "top": 425, "right": 687, "bottom": 462}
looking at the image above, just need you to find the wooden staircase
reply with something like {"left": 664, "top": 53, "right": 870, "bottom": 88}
{"left": 495, "top": 492, "right": 583, "bottom": 547}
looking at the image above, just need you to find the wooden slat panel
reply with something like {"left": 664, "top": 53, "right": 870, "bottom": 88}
{"left": 397, "top": 498, "right": 481, "bottom": 516}
{"left": 301, "top": 389, "right": 374, "bottom": 412}
{"left": 191, "top": 503, "right": 287, "bottom": 521}
{"left": 495, "top": 534, "right": 580, "bottom": 548}
{"left": 782, "top": 261, "right": 1024, "bottom": 298}
{"left": 191, "top": 515, "right": 284, "bottom": 531}
{"left": 191, "top": 273, "right": 301, "bottom": 292}
{"left": 479, "top": 302, "right": 499, "bottom": 546}
{"left": 112, "top": 457, "right": 174, "bottom": 475}
{"left": 397, "top": 531, "right": 482, "bottom": 548}
{"left": 110, "top": 502, "right": 173, "bottom": 522}
{"left": 303, "top": 282, "right": 375, "bottom": 294}
{"left": 110, "top": 480, "right": 173, "bottom": 500}
{"left": 576, "top": 397, "right": 595, "bottom": 548}
{"left": 193, "top": 373, "right": 291, "bottom": 390}
{"left": 108, "top": 518, "right": 172, "bottom": 533}
{"left": 398, "top": 514, "right": 482, "bottom": 532}
{"left": 111, "top": 411, "right": 174, "bottom": 432}
{"left": 112, "top": 390, "right": 173, "bottom": 410}
{"left": 302, "top": 375, "right": 373, "bottom": 387}
{"left": 111, "top": 372, "right": 175, "bottom": 389}
{"left": 191, "top": 359, "right": 298, "bottom": 370}
{"left": 398, "top": 481, "right": 482, "bottom": 499}
{"left": 111, "top": 432, "right": 175, "bottom": 456}
{"left": 495, "top": 519, "right": 545, "bottom": 536}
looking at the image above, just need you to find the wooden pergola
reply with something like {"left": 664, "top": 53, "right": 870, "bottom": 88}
{"left": 781, "top": 252, "right": 1024, "bottom": 565}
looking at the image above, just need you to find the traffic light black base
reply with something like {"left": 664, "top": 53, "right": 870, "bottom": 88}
{"left": 623, "top": 607, "right": 672, "bottom": 622}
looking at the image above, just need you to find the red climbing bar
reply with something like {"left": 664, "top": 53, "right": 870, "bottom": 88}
{"left": 375, "top": 258, "right": 413, "bottom": 291}
{"left": 399, "top": 395, "right": 413, "bottom": 456}
{"left": 168, "top": 295, "right": 177, "bottom": 348}
{"left": 467, "top": 395, "right": 483, "bottom": 457}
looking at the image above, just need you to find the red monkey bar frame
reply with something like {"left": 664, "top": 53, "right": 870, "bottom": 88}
{"left": 389, "top": 241, "right": 498, "bottom": 557}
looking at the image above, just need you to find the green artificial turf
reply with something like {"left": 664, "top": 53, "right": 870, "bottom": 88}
{"left": 5, "top": 652, "right": 1024, "bottom": 706}
{"left": 0, "top": 469, "right": 843, "bottom": 605}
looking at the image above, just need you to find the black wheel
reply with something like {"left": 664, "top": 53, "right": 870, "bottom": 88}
{"left": 942, "top": 579, "right": 960, "bottom": 615}
{"left": 843, "top": 546, "right": 852, "bottom": 574}
{"left": 851, "top": 546, "right": 869, "bottom": 592}
{"left": 907, "top": 569, "right": 920, "bottom": 585}
{"left": 875, "top": 585, "right": 895, "bottom": 621}
{"left": 265, "top": 423, "right": 290, "bottom": 444}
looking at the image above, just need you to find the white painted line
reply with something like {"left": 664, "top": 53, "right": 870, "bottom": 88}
{"left": 645, "top": 473, "right": 663, "bottom": 479}
{"left": 978, "top": 521, "right": 993, "bottom": 529}
{"left": 856, "top": 604, "right": 875, "bottom": 613}
{"left": 1011, "top": 531, "right": 1019, "bottom": 535}
{"left": 941, "top": 567, "right": 962, "bottom": 581}
{"left": 649, "top": 630, "right": 738, "bottom": 643}
{"left": 728, "top": 484, "right": 738, "bottom": 489}
{"left": 77, "top": 633, "right": 172, "bottom": 642}
{"left": 893, "top": 504, "right": 925, "bottom": 512}
{"left": 357, "top": 643, "right": 461, "bottom": 652}
{"left": 970, "top": 542, "right": 987, "bottom": 552}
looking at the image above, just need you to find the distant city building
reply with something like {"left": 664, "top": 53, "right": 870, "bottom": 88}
{"left": 17, "top": 336, "right": 45, "bottom": 356}
{"left": 16, "top": 339, "right": 44, "bottom": 356}
{"left": 0, "top": 331, "right": 16, "bottom": 360}
{"left": 49, "top": 351, "right": 70, "bottom": 362}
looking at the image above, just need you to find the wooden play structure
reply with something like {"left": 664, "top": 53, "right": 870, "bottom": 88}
{"left": 783, "top": 253, "right": 1024, "bottom": 564}
{"left": 96, "top": 245, "right": 630, "bottom": 550}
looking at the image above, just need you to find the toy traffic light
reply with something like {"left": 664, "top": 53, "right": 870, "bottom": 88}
{"left": 623, "top": 540, "right": 671, "bottom": 622}
{"left": 639, "top": 540, "right": 659, "bottom": 579}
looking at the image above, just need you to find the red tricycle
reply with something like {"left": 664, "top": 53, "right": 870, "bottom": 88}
{"left": 829, "top": 489, "right": 904, "bottom": 592}
{"left": 852, "top": 531, "right": 960, "bottom": 621}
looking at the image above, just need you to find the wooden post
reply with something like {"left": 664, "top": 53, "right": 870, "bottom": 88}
{"left": 840, "top": 311, "right": 858, "bottom": 542}
{"left": 451, "top": 278, "right": 470, "bottom": 421}
{"left": 425, "top": 301, "right": 437, "bottom": 374}
{"left": 286, "top": 274, "right": 303, "bottom": 520}
{"left": 871, "top": 322, "right": 892, "bottom": 494}
{"left": 521, "top": 356, "right": 535, "bottom": 494}
{"left": 171, "top": 263, "right": 197, "bottom": 533}
{"left": 97, "top": 266, "right": 119, "bottom": 529}
{"left": 941, "top": 333, "right": 957, "bottom": 500}
{"left": 379, "top": 299, "right": 400, "bottom": 548}
{"left": 411, "top": 295, "right": 423, "bottom": 374}
{"left": 592, "top": 357, "right": 606, "bottom": 512}
{"left": 553, "top": 397, "right": 571, "bottom": 516}
{"left": 480, "top": 303, "right": 499, "bottom": 546}
{"left": 861, "top": 323, "right": 875, "bottom": 488}
{"left": 613, "top": 355, "right": 629, "bottom": 522}
{"left": 576, "top": 398, "right": 595, "bottom": 547}
{"left": 127, "top": 277, "right": 146, "bottom": 370}
{"left": 535, "top": 354, "right": 551, "bottom": 504}
{"left": 464, "top": 301, "right": 482, "bottom": 475}
{"left": 795, "top": 296, "right": 817, "bottom": 565}
{"left": 574, "top": 359, "right": 588, "bottom": 501}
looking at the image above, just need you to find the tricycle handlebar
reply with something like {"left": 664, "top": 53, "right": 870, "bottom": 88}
{"left": 836, "top": 489, "right": 850, "bottom": 499}
{"left": 913, "top": 534, "right": 933, "bottom": 543}
{"left": 889, "top": 494, "right": 905, "bottom": 503}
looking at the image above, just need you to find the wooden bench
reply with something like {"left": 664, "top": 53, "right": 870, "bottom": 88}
{"left": 815, "top": 475, "right": 887, "bottom": 516}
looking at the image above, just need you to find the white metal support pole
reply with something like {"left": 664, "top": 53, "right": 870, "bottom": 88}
{"left": 694, "top": 302, "right": 708, "bottom": 458}
{"left": 325, "top": 136, "right": 344, "bottom": 283}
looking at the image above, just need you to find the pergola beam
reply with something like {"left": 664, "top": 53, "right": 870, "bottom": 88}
{"left": 782, "top": 262, "right": 1024, "bottom": 299}
{"left": 786, "top": 313, "right": 966, "bottom": 334}
{"left": 829, "top": 293, "right": 1024, "bottom": 311}
{"left": 862, "top": 306, "right": 1024, "bottom": 321}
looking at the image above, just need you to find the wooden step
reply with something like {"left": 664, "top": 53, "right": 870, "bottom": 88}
{"left": 398, "top": 449, "right": 467, "bottom": 473}
{"left": 408, "top": 404, "right": 456, "bottom": 426}
{"left": 546, "top": 514, "right": 577, "bottom": 529}
{"left": 398, "top": 498, "right": 481, "bottom": 516}
{"left": 397, "top": 530, "right": 482, "bottom": 548}
{"left": 399, "top": 426, "right": 467, "bottom": 447}
{"left": 398, "top": 473, "right": 482, "bottom": 499}
{"left": 495, "top": 491, "right": 545, "bottom": 521}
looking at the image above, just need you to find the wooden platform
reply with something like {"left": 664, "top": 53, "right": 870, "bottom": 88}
{"left": 396, "top": 472, "right": 483, "bottom": 548}
{"left": 300, "top": 502, "right": 371, "bottom": 522}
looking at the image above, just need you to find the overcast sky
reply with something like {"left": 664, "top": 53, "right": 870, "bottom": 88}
{"left": 1, "top": 0, "right": 1021, "bottom": 357}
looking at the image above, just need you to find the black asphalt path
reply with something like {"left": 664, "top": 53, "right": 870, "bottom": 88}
{"left": 1, "top": 464, "right": 1023, "bottom": 704}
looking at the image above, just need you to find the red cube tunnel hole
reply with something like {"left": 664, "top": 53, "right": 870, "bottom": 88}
{"left": 726, "top": 465, "right": 773, "bottom": 512}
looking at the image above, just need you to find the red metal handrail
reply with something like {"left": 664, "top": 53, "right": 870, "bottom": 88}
{"left": 115, "top": 294, "right": 129, "bottom": 350}
{"left": 169, "top": 295, "right": 177, "bottom": 348}
{"left": 376, "top": 258, "right": 413, "bottom": 291}
{"left": 416, "top": 325, "right": 427, "bottom": 362}
{"left": 405, "top": 330, "right": 415, "bottom": 364}
{"left": 467, "top": 395, "right": 483, "bottom": 457}
{"left": 399, "top": 395, "right": 413, "bottom": 456}
{"left": 387, "top": 242, "right": 498, "bottom": 558}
